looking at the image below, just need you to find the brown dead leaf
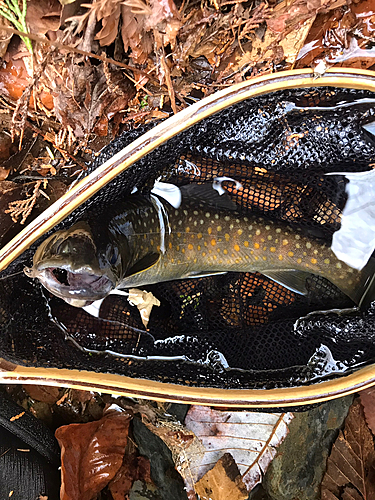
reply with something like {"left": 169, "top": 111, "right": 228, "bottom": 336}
{"left": 195, "top": 453, "right": 248, "bottom": 500}
{"left": 94, "top": 1, "right": 121, "bottom": 46}
{"left": 0, "top": 15, "right": 12, "bottom": 59}
{"left": 0, "top": 167, "right": 10, "bottom": 180}
{"left": 360, "top": 387, "right": 375, "bottom": 438}
{"left": 144, "top": 0, "right": 181, "bottom": 48}
{"left": 121, "top": 3, "right": 152, "bottom": 65}
{"left": 52, "top": 62, "right": 135, "bottom": 137}
{"left": 26, "top": 0, "right": 62, "bottom": 35}
{"left": 69, "top": 389, "right": 95, "bottom": 404}
{"left": 22, "top": 384, "right": 61, "bottom": 404}
{"left": 296, "top": 0, "right": 375, "bottom": 71}
{"left": 255, "top": 15, "right": 316, "bottom": 66}
{"left": 214, "top": 0, "right": 316, "bottom": 80}
{"left": 321, "top": 399, "right": 375, "bottom": 500}
{"left": 266, "top": 0, "right": 348, "bottom": 33}
{"left": 108, "top": 452, "right": 152, "bottom": 500}
{"left": 55, "top": 405, "right": 132, "bottom": 500}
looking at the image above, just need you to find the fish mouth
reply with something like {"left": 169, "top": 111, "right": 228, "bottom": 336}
{"left": 26, "top": 265, "right": 115, "bottom": 306}
{"left": 24, "top": 221, "right": 117, "bottom": 306}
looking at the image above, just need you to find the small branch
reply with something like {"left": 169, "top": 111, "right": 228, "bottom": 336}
{"left": 5, "top": 179, "right": 47, "bottom": 224}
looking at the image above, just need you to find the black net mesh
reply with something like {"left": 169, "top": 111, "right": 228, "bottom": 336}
{"left": 2, "top": 86, "right": 375, "bottom": 390}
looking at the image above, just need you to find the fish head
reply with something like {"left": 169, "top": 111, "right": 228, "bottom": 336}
{"left": 24, "top": 221, "right": 117, "bottom": 307}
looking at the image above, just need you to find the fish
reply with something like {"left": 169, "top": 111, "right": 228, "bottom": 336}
{"left": 24, "top": 182, "right": 375, "bottom": 309}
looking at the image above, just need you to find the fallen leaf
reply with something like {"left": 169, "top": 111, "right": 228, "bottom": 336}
{"left": 55, "top": 404, "right": 132, "bottom": 500}
{"left": 26, "top": 0, "right": 62, "bottom": 35}
{"left": 296, "top": 0, "right": 375, "bottom": 71}
{"left": 360, "top": 387, "right": 375, "bottom": 437}
{"left": 144, "top": 0, "right": 181, "bottom": 48}
{"left": 321, "top": 399, "right": 375, "bottom": 500}
{"left": 266, "top": 0, "right": 348, "bottom": 33}
{"left": 128, "top": 288, "right": 160, "bottom": 328}
{"left": 69, "top": 389, "right": 95, "bottom": 404}
{"left": 185, "top": 406, "right": 293, "bottom": 492}
{"left": 195, "top": 453, "right": 248, "bottom": 500}
{"left": 94, "top": 1, "right": 121, "bottom": 46}
{"left": 0, "top": 15, "right": 12, "bottom": 59}
{"left": 0, "top": 167, "right": 9, "bottom": 180}
{"left": 108, "top": 452, "right": 152, "bottom": 500}
{"left": 232, "top": 11, "right": 316, "bottom": 74}
{"left": 52, "top": 62, "right": 135, "bottom": 137}
{"left": 22, "top": 384, "right": 61, "bottom": 404}
{"left": 121, "top": 2, "right": 153, "bottom": 65}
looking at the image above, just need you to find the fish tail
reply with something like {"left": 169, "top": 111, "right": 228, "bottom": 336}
{"left": 348, "top": 256, "right": 375, "bottom": 308}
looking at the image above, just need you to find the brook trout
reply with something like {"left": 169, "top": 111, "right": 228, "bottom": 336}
{"left": 25, "top": 182, "right": 375, "bottom": 308}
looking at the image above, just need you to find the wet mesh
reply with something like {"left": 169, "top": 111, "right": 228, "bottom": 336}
{"left": 2, "top": 86, "right": 375, "bottom": 390}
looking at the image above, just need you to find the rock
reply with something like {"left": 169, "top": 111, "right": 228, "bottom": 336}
{"left": 263, "top": 396, "right": 354, "bottom": 500}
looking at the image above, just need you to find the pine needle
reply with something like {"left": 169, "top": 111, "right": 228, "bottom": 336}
{"left": 0, "top": 0, "right": 32, "bottom": 53}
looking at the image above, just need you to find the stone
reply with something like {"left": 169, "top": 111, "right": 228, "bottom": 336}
{"left": 263, "top": 396, "right": 354, "bottom": 500}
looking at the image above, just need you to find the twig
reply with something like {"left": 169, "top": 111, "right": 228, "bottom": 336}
{"left": 154, "top": 30, "right": 177, "bottom": 114}
{"left": 5, "top": 179, "right": 47, "bottom": 224}
{"left": 25, "top": 121, "right": 87, "bottom": 170}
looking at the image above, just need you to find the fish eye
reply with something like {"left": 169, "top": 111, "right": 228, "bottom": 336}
{"left": 56, "top": 240, "right": 70, "bottom": 254}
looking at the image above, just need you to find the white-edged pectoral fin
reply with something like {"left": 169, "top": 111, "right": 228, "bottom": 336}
{"left": 262, "top": 270, "right": 310, "bottom": 295}
{"left": 182, "top": 271, "right": 228, "bottom": 279}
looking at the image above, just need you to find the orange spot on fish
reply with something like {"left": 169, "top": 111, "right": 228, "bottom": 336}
{"left": 234, "top": 244, "right": 240, "bottom": 252}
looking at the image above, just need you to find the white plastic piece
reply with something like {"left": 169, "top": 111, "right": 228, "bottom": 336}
{"left": 151, "top": 180, "right": 182, "bottom": 208}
